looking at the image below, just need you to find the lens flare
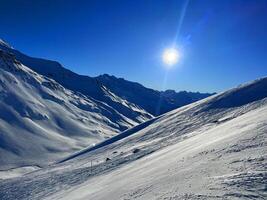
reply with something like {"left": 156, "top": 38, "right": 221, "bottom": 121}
{"left": 162, "top": 48, "right": 180, "bottom": 67}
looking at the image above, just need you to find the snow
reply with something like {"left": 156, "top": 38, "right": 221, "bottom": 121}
{"left": 0, "top": 76, "right": 266, "bottom": 199}
{"left": 0, "top": 39, "right": 12, "bottom": 49}
{"left": 0, "top": 166, "right": 40, "bottom": 180}
{"left": 0, "top": 41, "right": 154, "bottom": 123}
{"left": 0, "top": 40, "right": 212, "bottom": 117}
{"left": 0, "top": 49, "right": 152, "bottom": 169}
{"left": 0, "top": 38, "right": 212, "bottom": 171}
{"left": 96, "top": 74, "right": 212, "bottom": 115}
{"left": 57, "top": 101, "right": 266, "bottom": 200}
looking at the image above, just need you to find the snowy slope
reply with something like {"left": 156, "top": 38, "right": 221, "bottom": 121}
{"left": 0, "top": 40, "right": 153, "bottom": 128}
{"left": 0, "top": 77, "right": 266, "bottom": 199}
{"left": 0, "top": 49, "right": 152, "bottom": 170}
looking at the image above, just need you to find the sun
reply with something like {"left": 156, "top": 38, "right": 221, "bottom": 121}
{"left": 162, "top": 48, "right": 180, "bottom": 67}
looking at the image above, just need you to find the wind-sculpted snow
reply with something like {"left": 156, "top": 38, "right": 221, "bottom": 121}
{"left": 0, "top": 76, "right": 266, "bottom": 199}
{"left": 58, "top": 116, "right": 160, "bottom": 163}
{"left": 204, "top": 77, "right": 267, "bottom": 109}
{"left": 0, "top": 49, "right": 152, "bottom": 169}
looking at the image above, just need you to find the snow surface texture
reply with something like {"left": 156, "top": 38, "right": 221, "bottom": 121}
{"left": 0, "top": 49, "right": 152, "bottom": 169}
{"left": 0, "top": 77, "right": 266, "bottom": 199}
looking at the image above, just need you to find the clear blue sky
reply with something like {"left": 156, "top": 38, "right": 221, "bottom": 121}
{"left": 1, "top": 0, "right": 267, "bottom": 92}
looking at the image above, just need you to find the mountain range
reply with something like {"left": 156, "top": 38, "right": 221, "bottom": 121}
{"left": 0, "top": 39, "right": 211, "bottom": 169}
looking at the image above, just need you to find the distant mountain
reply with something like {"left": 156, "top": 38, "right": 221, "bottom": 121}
{"left": 96, "top": 74, "right": 213, "bottom": 115}
{"left": 0, "top": 39, "right": 213, "bottom": 117}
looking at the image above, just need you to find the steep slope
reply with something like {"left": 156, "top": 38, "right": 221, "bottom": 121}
{"left": 0, "top": 39, "right": 212, "bottom": 116}
{"left": 0, "top": 49, "right": 151, "bottom": 169}
{"left": 96, "top": 74, "right": 212, "bottom": 115}
{"left": 0, "top": 77, "right": 266, "bottom": 199}
{"left": 0, "top": 40, "right": 152, "bottom": 126}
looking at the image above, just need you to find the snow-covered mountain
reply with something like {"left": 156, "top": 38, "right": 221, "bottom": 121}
{"left": 96, "top": 74, "right": 212, "bottom": 115}
{"left": 0, "top": 39, "right": 212, "bottom": 116}
{"left": 0, "top": 40, "right": 153, "bottom": 124}
{"left": 0, "top": 39, "right": 211, "bottom": 169}
{"left": 0, "top": 48, "right": 152, "bottom": 169}
{"left": 0, "top": 76, "right": 266, "bottom": 199}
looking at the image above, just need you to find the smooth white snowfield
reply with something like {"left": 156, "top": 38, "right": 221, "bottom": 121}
{"left": 0, "top": 77, "right": 266, "bottom": 199}
{"left": 0, "top": 49, "right": 152, "bottom": 169}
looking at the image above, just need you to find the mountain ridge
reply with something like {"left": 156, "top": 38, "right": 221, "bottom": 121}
{"left": 96, "top": 73, "right": 213, "bottom": 115}
{"left": 0, "top": 48, "right": 152, "bottom": 169}
{"left": 0, "top": 39, "right": 212, "bottom": 169}
{"left": 0, "top": 39, "right": 213, "bottom": 116}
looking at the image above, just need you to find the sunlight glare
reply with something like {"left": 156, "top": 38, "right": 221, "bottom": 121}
{"left": 162, "top": 48, "right": 180, "bottom": 67}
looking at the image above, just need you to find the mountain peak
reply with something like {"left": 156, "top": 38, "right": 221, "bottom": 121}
{"left": 98, "top": 73, "right": 124, "bottom": 81}
{"left": 0, "top": 39, "right": 12, "bottom": 49}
